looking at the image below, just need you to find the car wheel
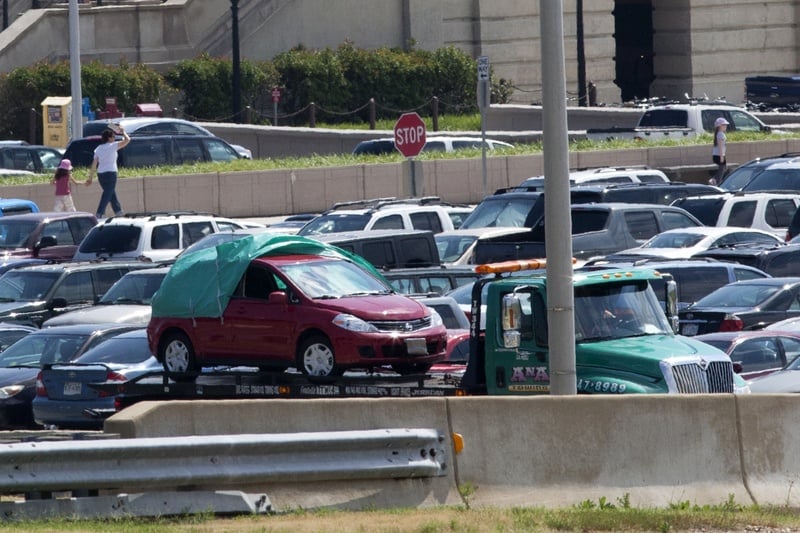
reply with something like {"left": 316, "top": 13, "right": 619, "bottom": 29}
{"left": 160, "top": 331, "right": 199, "bottom": 379}
{"left": 297, "top": 335, "right": 342, "bottom": 377}
{"left": 392, "top": 363, "right": 432, "bottom": 375}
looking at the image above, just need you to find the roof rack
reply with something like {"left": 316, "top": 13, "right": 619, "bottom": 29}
{"left": 106, "top": 211, "right": 218, "bottom": 222}
{"left": 327, "top": 196, "right": 444, "bottom": 212}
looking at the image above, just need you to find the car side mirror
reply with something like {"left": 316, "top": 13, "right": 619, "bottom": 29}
{"left": 268, "top": 291, "right": 288, "bottom": 305}
{"left": 35, "top": 235, "right": 58, "bottom": 250}
{"left": 49, "top": 297, "right": 68, "bottom": 309}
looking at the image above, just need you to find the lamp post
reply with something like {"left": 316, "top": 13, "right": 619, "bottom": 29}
{"left": 577, "top": 0, "right": 587, "bottom": 106}
{"left": 69, "top": 0, "right": 83, "bottom": 141}
{"left": 231, "top": 0, "right": 242, "bottom": 123}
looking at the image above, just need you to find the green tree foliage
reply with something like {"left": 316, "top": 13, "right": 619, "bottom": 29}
{"left": 165, "top": 53, "right": 275, "bottom": 122}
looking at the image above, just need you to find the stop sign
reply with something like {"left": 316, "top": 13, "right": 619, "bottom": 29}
{"left": 393, "top": 112, "right": 427, "bottom": 158}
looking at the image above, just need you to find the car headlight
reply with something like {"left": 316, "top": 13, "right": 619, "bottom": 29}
{"left": 429, "top": 308, "right": 443, "bottom": 328}
{"left": 332, "top": 313, "right": 379, "bottom": 333}
{"left": 0, "top": 384, "right": 25, "bottom": 399}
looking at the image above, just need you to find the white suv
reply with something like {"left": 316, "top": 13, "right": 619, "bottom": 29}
{"left": 73, "top": 212, "right": 252, "bottom": 262}
{"left": 519, "top": 166, "right": 669, "bottom": 190}
{"left": 672, "top": 192, "right": 800, "bottom": 238}
{"left": 297, "top": 197, "right": 471, "bottom": 236}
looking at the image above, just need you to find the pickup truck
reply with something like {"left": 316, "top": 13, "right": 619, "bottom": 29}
{"left": 586, "top": 103, "right": 771, "bottom": 142}
{"left": 745, "top": 75, "right": 800, "bottom": 107}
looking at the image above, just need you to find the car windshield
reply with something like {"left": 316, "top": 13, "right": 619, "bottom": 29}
{"left": 298, "top": 214, "right": 372, "bottom": 235}
{"left": 742, "top": 168, "right": 800, "bottom": 192}
{"left": 0, "top": 270, "right": 59, "bottom": 301}
{"left": 99, "top": 272, "right": 167, "bottom": 305}
{"left": 719, "top": 163, "right": 771, "bottom": 191}
{"left": 0, "top": 333, "right": 88, "bottom": 367}
{"left": 0, "top": 220, "right": 38, "bottom": 248}
{"left": 72, "top": 334, "right": 151, "bottom": 365}
{"left": 78, "top": 225, "right": 141, "bottom": 254}
{"left": 435, "top": 234, "right": 478, "bottom": 262}
{"left": 693, "top": 283, "right": 780, "bottom": 308}
{"left": 459, "top": 196, "right": 544, "bottom": 229}
{"left": 278, "top": 259, "right": 390, "bottom": 299}
{"left": 641, "top": 233, "right": 705, "bottom": 249}
{"left": 574, "top": 280, "right": 672, "bottom": 341}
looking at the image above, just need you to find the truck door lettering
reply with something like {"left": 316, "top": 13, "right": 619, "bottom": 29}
{"left": 510, "top": 365, "right": 549, "bottom": 382}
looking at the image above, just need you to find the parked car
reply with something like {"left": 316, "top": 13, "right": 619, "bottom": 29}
{"left": 765, "top": 316, "right": 800, "bottom": 332}
{"left": 148, "top": 234, "right": 448, "bottom": 377}
{"left": 519, "top": 166, "right": 670, "bottom": 191}
{"left": 0, "top": 144, "right": 63, "bottom": 174}
{"left": 580, "top": 258, "right": 770, "bottom": 310}
{"left": 0, "top": 323, "right": 140, "bottom": 428}
{"left": 693, "top": 330, "right": 800, "bottom": 380}
{"left": 679, "top": 277, "right": 800, "bottom": 336}
{"left": 718, "top": 153, "right": 800, "bottom": 192}
{"left": 0, "top": 197, "right": 39, "bottom": 217}
{"left": 435, "top": 227, "right": 533, "bottom": 265}
{"left": 352, "top": 136, "right": 513, "bottom": 156}
{"left": 297, "top": 196, "right": 462, "bottom": 236}
{"left": 748, "top": 352, "right": 800, "bottom": 392}
{"left": 381, "top": 264, "right": 482, "bottom": 295}
{"left": 62, "top": 134, "right": 242, "bottom": 169}
{"left": 82, "top": 117, "right": 252, "bottom": 159}
{"left": 0, "top": 260, "right": 154, "bottom": 327}
{"left": 0, "top": 211, "right": 97, "bottom": 261}
{"left": 414, "top": 295, "right": 470, "bottom": 373}
{"left": 672, "top": 192, "right": 800, "bottom": 238}
{"left": 314, "top": 229, "right": 441, "bottom": 269}
{"left": 735, "top": 159, "right": 800, "bottom": 193}
{"left": 614, "top": 226, "right": 783, "bottom": 260}
{"left": 0, "top": 323, "right": 36, "bottom": 352}
{"left": 695, "top": 242, "right": 800, "bottom": 277}
{"left": 32, "top": 328, "right": 154, "bottom": 429}
{"left": 73, "top": 211, "right": 252, "bottom": 262}
{"left": 569, "top": 182, "right": 723, "bottom": 206}
{"left": 42, "top": 266, "right": 170, "bottom": 327}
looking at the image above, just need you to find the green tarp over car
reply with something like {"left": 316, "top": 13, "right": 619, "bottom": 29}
{"left": 150, "top": 233, "right": 384, "bottom": 319}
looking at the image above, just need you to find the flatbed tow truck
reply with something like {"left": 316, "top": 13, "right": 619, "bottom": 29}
{"left": 92, "top": 258, "right": 748, "bottom": 416}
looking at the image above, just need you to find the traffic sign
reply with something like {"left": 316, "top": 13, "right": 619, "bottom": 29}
{"left": 393, "top": 112, "right": 426, "bottom": 158}
{"left": 478, "top": 56, "right": 490, "bottom": 81}
{"left": 271, "top": 87, "right": 282, "bottom": 103}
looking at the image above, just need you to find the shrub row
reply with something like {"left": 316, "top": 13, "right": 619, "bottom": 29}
{"left": 0, "top": 42, "right": 513, "bottom": 142}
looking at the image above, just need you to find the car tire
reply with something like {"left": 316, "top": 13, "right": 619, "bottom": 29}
{"left": 159, "top": 330, "right": 199, "bottom": 380}
{"left": 297, "top": 335, "right": 342, "bottom": 377}
{"left": 392, "top": 363, "right": 432, "bottom": 375}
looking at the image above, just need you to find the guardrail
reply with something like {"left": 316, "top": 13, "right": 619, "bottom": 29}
{"left": 0, "top": 428, "right": 447, "bottom": 494}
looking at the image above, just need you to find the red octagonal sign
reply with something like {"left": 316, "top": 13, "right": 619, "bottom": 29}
{"left": 393, "top": 112, "right": 427, "bottom": 158}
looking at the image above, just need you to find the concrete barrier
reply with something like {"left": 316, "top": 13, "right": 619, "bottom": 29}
{"left": 104, "top": 398, "right": 461, "bottom": 511}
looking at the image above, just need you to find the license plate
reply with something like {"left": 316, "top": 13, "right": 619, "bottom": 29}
{"left": 405, "top": 338, "right": 428, "bottom": 355}
{"left": 682, "top": 323, "right": 698, "bottom": 336}
{"left": 63, "top": 382, "right": 81, "bottom": 395}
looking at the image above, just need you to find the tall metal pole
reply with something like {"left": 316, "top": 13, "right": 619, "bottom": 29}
{"left": 68, "top": 0, "right": 83, "bottom": 141}
{"left": 540, "top": 0, "right": 576, "bottom": 395}
{"left": 231, "top": 0, "right": 242, "bottom": 123}
{"left": 3, "top": 0, "right": 8, "bottom": 30}
{"left": 577, "top": 0, "right": 587, "bottom": 106}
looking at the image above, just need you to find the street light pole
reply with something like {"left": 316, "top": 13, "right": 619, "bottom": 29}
{"left": 68, "top": 0, "right": 83, "bottom": 141}
{"left": 577, "top": 0, "right": 587, "bottom": 106}
{"left": 230, "top": 0, "right": 242, "bottom": 123}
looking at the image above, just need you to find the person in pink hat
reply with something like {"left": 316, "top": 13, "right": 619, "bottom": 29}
{"left": 52, "top": 159, "right": 80, "bottom": 212}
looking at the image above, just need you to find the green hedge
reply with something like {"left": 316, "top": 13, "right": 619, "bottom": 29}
{"left": 0, "top": 43, "right": 513, "bottom": 141}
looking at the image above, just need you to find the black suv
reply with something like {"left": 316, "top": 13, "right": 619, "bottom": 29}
{"left": 62, "top": 135, "right": 241, "bottom": 168}
{"left": 569, "top": 182, "right": 722, "bottom": 206}
{"left": 580, "top": 257, "right": 770, "bottom": 310}
{"left": 695, "top": 242, "right": 800, "bottom": 277}
{"left": 0, "top": 261, "right": 154, "bottom": 327}
{"left": 718, "top": 153, "right": 800, "bottom": 192}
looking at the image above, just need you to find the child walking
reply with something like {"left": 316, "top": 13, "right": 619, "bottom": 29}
{"left": 52, "top": 159, "right": 80, "bottom": 212}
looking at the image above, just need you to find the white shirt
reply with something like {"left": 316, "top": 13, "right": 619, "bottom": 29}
{"left": 94, "top": 141, "right": 121, "bottom": 173}
{"left": 712, "top": 131, "right": 726, "bottom": 157}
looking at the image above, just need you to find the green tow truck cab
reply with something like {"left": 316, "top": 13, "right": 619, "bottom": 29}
{"left": 460, "top": 259, "right": 750, "bottom": 395}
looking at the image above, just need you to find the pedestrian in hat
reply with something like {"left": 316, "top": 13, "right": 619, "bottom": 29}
{"left": 52, "top": 159, "right": 80, "bottom": 212}
{"left": 711, "top": 117, "right": 729, "bottom": 185}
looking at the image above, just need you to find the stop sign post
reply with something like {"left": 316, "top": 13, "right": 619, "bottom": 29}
{"left": 394, "top": 112, "right": 426, "bottom": 158}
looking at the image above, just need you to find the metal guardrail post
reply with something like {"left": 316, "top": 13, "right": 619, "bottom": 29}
{"left": 0, "top": 428, "right": 447, "bottom": 494}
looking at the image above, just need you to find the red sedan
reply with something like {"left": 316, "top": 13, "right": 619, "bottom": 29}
{"left": 693, "top": 330, "right": 800, "bottom": 380}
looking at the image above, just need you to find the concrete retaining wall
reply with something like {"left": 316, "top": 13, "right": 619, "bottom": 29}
{"left": 4, "top": 137, "right": 797, "bottom": 218}
{"left": 104, "top": 394, "right": 800, "bottom": 510}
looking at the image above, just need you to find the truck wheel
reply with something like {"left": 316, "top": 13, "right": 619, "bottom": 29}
{"left": 297, "top": 335, "right": 342, "bottom": 377}
{"left": 160, "top": 331, "right": 199, "bottom": 380}
{"left": 392, "top": 363, "right": 432, "bottom": 375}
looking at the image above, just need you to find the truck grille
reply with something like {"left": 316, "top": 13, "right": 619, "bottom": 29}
{"left": 369, "top": 316, "right": 432, "bottom": 332}
{"left": 666, "top": 360, "right": 734, "bottom": 393}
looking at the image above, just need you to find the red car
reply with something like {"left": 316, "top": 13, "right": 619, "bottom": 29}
{"left": 693, "top": 330, "right": 800, "bottom": 380}
{"left": 148, "top": 254, "right": 447, "bottom": 377}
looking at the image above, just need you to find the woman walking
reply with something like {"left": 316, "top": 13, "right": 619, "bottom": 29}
{"left": 86, "top": 125, "right": 130, "bottom": 218}
{"left": 711, "top": 117, "right": 728, "bottom": 185}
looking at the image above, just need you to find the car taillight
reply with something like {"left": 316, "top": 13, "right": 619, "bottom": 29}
{"left": 719, "top": 314, "right": 744, "bottom": 332}
{"left": 35, "top": 371, "right": 46, "bottom": 397}
{"left": 97, "top": 371, "right": 127, "bottom": 398}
